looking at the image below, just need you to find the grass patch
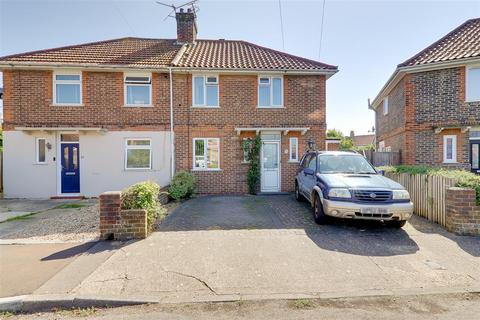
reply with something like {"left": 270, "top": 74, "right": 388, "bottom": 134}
{"left": 0, "top": 311, "right": 15, "bottom": 318}
{"left": 55, "top": 203, "right": 86, "bottom": 209}
{"left": 1, "top": 212, "right": 36, "bottom": 223}
{"left": 292, "top": 299, "right": 315, "bottom": 309}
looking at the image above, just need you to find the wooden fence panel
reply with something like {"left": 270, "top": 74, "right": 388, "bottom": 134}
{"left": 385, "top": 173, "right": 457, "bottom": 227}
{"left": 369, "top": 152, "right": 401, "bottom": 166}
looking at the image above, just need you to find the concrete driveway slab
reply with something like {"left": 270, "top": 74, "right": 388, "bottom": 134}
{"left": 68, "top": 195, "right": 480, "bottom": 303}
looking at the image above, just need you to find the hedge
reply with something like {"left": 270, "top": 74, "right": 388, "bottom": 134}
{"left": 379, "top": 165, "right": 480, "bottom": 205}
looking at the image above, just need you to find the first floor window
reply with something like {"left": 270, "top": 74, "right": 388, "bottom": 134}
{"left": 36, "top": 138, "right": 46, "bottom": 163}
{"left": 124, "top": 74, "right": 152, "bottom": 106}
{"left": 466, "top": 67, "right": 480, "bottom": 102}
{"left": 289, "top": 137, "right": 298, "bottom": 162}
{"left": 125, "top": 139, "right": 151, "bottom": 169}
{"left": 54, "top": 73, "right": 82, "bottom": 105}
{"left": 194, "top": 138, "right": 220, "bottom": 170}
{"left": 193, "top": 75, "right": 219, "bottom": 107}
{"left": 258, "top": 76, "right": 283, "bottom": 107}
{"left": 443, "top": 135, "right": 457, "bottom": 163}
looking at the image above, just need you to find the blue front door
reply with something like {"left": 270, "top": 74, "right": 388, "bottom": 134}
{"left": 61, "top": 143, "right": 80, "bottom": 193}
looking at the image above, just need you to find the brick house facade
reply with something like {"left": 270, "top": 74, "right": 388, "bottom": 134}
{"left": 372, "top": 18, "right": 480, "bottom": 172}
{"left": 0, "top": 10, "right": 337, "bottom": 198}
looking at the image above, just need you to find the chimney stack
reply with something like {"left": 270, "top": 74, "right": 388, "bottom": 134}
{"left": 176, "top": 8, "right": 197, "bottom": 44}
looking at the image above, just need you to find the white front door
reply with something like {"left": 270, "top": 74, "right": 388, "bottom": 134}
{"left": 261, "top": 141, "right": 280, "bottom": 192}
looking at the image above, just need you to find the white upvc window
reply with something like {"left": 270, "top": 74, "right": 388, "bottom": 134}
{"left": 378, "top": 140, "right": 385, "bottom": 152}
{"left": 289, "top": 137, "right": 299, "bottom": 162}
{"left": 36, "top": 138, "right": 47, "bottom": 164}
{"left": 125, "top": 139, "right": 152, "bottom": 170}
{"left": 466, "top": 66, "right": 480, "bottom": 102}
{"left": 258, "top": 75, "right": 283, "bottom": 108}
{"left": 193, "top": 75, "right": 219, "bottom": 107}
{"left": 383, "top": 96, "right": 389, "bottom": 115}
{"left": 124, "top": 73, "right": 152, "bottom": 106}
{"left": 53, "top": 72, "right": 82, "bottom": 105}
{"left": 443, "top": 135, "right": 457, "bottom": 163}
{"left": 193, "top": 138, "right": 220, "bottom": 170}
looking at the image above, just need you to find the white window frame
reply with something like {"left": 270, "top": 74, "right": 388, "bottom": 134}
{"left": 443, "top": 135, "right": 457, "bottom": 163}
{"left": 192, "top": 138, "right": 221, "bottom": 171}
{"left": 124, "top": 138, "right": 152, "bottom": 170}
{"left": 124, "top": 73, "right": 152, "bottom": 107}
{"left": 289, "top": 137, "right": 299, "bottom": 162}
{"left": 257, "top": 75, "right": 284, "bottom": 108}
{"left": 383, "top": 96, "right": 389, "bottom": 115}
{"left": 36, "top": 138, "right": 47, "bottom": 164}
{"left": 53, "top": 71, "right": 82, "bottom": 106}
{"left": 192, "top": 74, "right": 220, "bottom": 108}
{"left": 466, "top": 66, "right": 480, "bottom": 102}
{"left": 242, "top": 138, "right": 251, "bottom": 163}
{"left": 378, "top": 140, "right": 385, "bottom": 152}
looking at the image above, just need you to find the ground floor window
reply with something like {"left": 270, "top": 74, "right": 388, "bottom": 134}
{"left": 289, "top": 137, "right": 298, "bottom": 162}
{"left": 125, "top": 139, "right": 152, "bottom": 169}
{"left": 193, "top": 138, "right": 220, "bottom": 170}
{"left": 36, "top": 138, "right": 46, "bottom": 164}
{"left": 443, "top": 135, "right": 457, "bottom": 163}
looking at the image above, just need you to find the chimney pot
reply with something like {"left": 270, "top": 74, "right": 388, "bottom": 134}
{"left": 180, "top": 8, "right": 184, "bottom": 13}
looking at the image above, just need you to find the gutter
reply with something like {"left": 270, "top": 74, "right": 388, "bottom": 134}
{"left": 169, "top": 67, "right": 175, "bottom": 179}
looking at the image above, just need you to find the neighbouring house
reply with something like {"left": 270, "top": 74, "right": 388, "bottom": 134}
{"left": 371, "top": 18, "right": 480, "bottom": 172}
{"left": 325, "top": 137, "right": 341, "bottom": 151}
{"left": 349, "top": 131, "right": 375, "bottom": 149}
{"left": 0, "top": 9, "right": 337, "bottom": 198}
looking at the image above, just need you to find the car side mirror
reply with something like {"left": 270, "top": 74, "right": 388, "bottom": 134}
{"left": 304, "top": 168, "right": 314, "bottom": 176}
{"left": 378, "top": 170, "right": 385, "bottom": 176}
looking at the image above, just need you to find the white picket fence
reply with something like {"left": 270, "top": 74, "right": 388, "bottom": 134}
{"left": 385, "top": 173, "right": 457, "bottom": 227}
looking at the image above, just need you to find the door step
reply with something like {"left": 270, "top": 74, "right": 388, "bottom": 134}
{"left": 50, "top": 196, "right": 86, "bottom": 200}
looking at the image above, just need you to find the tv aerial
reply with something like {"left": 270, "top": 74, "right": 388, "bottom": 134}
{"left": 156, "top": 0, "right": 199, "bottom": 21}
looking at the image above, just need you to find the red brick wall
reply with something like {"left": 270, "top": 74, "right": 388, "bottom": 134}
{"left": 446, "top": 187, "right": 480, "bottom": 236}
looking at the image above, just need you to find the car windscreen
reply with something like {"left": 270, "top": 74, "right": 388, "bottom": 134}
{"left": 317, "top": 154, "right": 376, "bottom": 174}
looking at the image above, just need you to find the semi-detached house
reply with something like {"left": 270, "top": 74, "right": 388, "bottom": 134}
{"left": 0, "top": 9, "right": 337, "bottom": 198}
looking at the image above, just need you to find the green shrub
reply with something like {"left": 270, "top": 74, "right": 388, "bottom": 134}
{"left": 243, "top": 135, "right": 261, "bottom": 194}
{"left": 121, "top": 181, "right": 165, "bottom": 228}
{"left": 379, "top": 165, "right": 480, "bottom": 205}
{"left": 169, "top": 171, "right": 197, "bottom": 200}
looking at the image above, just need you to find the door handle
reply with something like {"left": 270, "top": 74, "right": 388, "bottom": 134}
{"left": 65, "top": 172, "right": 76, "bottom": 176}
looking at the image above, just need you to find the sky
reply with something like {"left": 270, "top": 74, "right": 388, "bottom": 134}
{"left": 1, "top": 0, "right": 479, "bottom": 134}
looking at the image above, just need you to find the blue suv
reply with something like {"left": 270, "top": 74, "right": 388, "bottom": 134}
{"left": 295, "top": 151, "right": 413, "bottom": 228}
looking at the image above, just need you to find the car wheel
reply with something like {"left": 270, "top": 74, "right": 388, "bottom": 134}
{"left": 389, "top": 220, "right": 407, "bottom": 228}
{"left": 295, "top": 182, "right": 304, "bottom": 202}
{"left": 313, "top": 193, "right": 328, "bottom": 225}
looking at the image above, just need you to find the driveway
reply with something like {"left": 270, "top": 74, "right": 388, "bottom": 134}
{"left": 67, "top": 195, "right": 480, "bottom": 303}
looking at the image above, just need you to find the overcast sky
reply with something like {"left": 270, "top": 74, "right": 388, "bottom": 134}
{"left": 1, "top": 0, "right": 479, "bottom": 134}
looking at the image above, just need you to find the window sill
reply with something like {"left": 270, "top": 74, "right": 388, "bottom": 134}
{"left": 124, "top": 168, "right": 153, "bottom": 171}
{"left": 241, "top": 161, "right": 250, "bottom": 164}
{"left": 192, "top": 168, "right": 222, "bottom": 172}
{"left": 51, "top": 104, "right": 84, "bottom": 107}
{"left": 257, "top": 106, "right": 285, "bottom": 109}
{"left": 288, "top": 160, "right": 299, "bottom": 163}
{"left": 34, "top": 162, "right": 48, "bottom": 165}
{"left": 465, "top": 99, "right": 480, "bottom": 103}
{"left": 190, "top": 106, "right": 221, "bottom": 109}
{"left": 443, "top": 161, "right": 458, "bottom": 164}
{"left": 123, "top": 105, "right": 154, "bottom": 108}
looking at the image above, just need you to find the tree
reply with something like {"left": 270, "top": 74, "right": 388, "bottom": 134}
{"left": 340, "top": 137, "right": 353, "bottom": 150}
{"left": 326, "top": 129, "right": 344, "bottom": 139}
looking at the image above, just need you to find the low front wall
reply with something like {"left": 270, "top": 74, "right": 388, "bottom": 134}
{"left": 445, "top": 187, "right": 480, "bottom": 236}
{"left": 99, "top": 191, "right": 147, "bottom": 240}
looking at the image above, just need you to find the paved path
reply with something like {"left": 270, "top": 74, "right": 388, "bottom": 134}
{"left": 0, "top": 199, "right": 75, "bottom": 223}
{"left": 60, "top": 195, "right": 480, "bottom": 304}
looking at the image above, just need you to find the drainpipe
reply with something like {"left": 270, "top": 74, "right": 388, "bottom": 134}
{"left": 169, "top": 67, "right": 175, "bottom": 179}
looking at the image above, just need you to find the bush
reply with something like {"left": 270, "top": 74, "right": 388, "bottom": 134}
{"left": 379, "top": 165, "right": 480, "bottom": 205}
{"left": 169, "top": 171, "right": 196, "bottom": 200}
{"left": 121, "top": 181, "right": 165, "bottom": 228}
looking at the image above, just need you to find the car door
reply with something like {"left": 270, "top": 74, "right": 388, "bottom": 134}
{"left": 303, "top": 154, "right": 317, "bottom": 202}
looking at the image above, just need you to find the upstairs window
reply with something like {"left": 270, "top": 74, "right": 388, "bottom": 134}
{"left": 125, "top": 139, "right": 152, "bottom": 169}
{"left": 124, "top": 74, "right": 152, "bottom": 106}
{"left": 193, "top": 138, "right": 220, "bottom": 170}
{"left": 443, "top": 135, "right": 457, "bottom": 163}
{"left": 466, "top": 67, "right": 480, "bottom": 102}
{"left": 54, "top": 72, "right": 82, "bottom": 105}
{"left": 383, "top": 96, "right": 389, "bottom": 115}
{"left": 193, "top": 75, "right": 219, "bottom": 107}
{"left": 258, "top": 76, "right": 283, "bottom": 108}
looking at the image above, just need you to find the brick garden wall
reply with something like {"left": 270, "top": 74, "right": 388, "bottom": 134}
{"left": 99, "top": 191, "right": 147, "bottom": 240}
{"left": 445, "top": 187, "right": 480, "bottom": 236}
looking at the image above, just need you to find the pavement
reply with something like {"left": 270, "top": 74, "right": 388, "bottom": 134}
{"left": 1, "top": 195, "right": 479, "bottom": 312}
{"left": 0, "top": 198, "right": 81, "bottom": 223}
